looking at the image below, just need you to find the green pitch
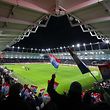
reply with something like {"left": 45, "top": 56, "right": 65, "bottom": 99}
{"left": 4, "top": 63, "right": 102, "bottom": 94}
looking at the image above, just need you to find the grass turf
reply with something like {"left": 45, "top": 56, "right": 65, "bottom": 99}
{"left": 4, "top": 63, "right": 102, "bottom": 94}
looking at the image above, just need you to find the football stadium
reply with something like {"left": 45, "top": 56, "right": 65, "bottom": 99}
{"left": 0, "top": 0, "right": 110, "bottom": 110}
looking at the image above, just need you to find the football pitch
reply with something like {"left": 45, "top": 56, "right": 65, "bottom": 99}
{"left": 4, "top": 63, "right": 102, "bottom": 94}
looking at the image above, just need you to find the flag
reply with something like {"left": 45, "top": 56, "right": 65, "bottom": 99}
{"left": 44, "top": 93, "right": 50, "bottom": 99}
{"left": 48, "top": 80, "right": 59, "bottom": 89}
{"left": 43, "top": 94, "right": 51, "bottom": 102}
{"left": 44, "top": 93, "right": 50, "bottom": 97}
{"left": 98, "top": 63, "right": 110, "bottom": 80}
{"left": 49, "top": 54, "right": 61, "bottom": 68}
{"left": 40, "top": 88, "right": 45, "bottom": 94}
{"left": 30, "top": 85, "right": 38, "bottom": 93}
{"left": 1, "top": 83, "right": 10, "bottom": 96}
{"left": 68, "top": 48, "right": 90, "bottom": 74}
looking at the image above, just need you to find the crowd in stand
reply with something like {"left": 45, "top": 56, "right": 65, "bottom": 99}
{"left": 1, "top": 58, "right": 109, "bottom": 66}
{"left": 0, "top": 66, "right": 110, "bottom": 110}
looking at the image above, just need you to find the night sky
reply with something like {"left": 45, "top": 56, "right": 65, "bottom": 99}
{"left": 14, "top": 15, "right": 101, "bottom": 49}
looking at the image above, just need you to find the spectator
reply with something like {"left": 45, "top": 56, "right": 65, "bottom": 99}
{"left": 82, "top": 90, "right": 94, "bottom": 109}
{"left": 47, "top": 74, "right": 87, "bottom": 110}
{"left": 1, "top": 83, "right": 31, "bottom": 110}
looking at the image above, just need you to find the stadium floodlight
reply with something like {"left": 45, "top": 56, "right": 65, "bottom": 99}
{"left": 85, "top": 52, "right": 87, "bottom": 54}
{"left": 105, "top": 39, "right": 110, "bottom": 50}
{"left": 90, "top": 52, "right": 94, "bottom": 54}
{"left": 22, "top": 47, "right": 25, "bottom": 49}
{"left": 54, "top": 48, "right": 56, "bottom": 51}
{"left": 21, "top": 47, "right": 25, "bottom": 52}
{"left": 11, "top": 56, "right": 13, "bottom": 59}
{"left": 72, "top": 45, "right": 74, "bottom": 47}
{"left": 101, "top": 51, "right": 104, "bottom": 54}
{"left": 85, "top": 57, "right": 88, "bottom": 60}
{"left": 60, "top": 47, "right": 62, "bottom": 49}
{"left": 90, "top": 42, "right": 93, "bottom": 50}
{"left": 83, "top": 43, "right": 85, "bottom": 46}
{"left": 77, "top": 44, "right": 80, "bottom": 48}
{"left": 90, "top": 57, "right": 93, "bottom": 59}
{"left": 105, "top": 39, "right": 109, "bottom": 44}
{"left": 27, "top": 56, "right": 29, "bottom": 59}
{"left": 12, "top": 46, "right": 14, "bottom": 48}
{"left": 99, "top": 51, "right": 102, "bottom": 54}
{"left": 76, "top": 44, "right": 80, "bottom": 51}
{"left": 83, "top": 43, "right": 86, "bottom": 51}
{"left": 30, "top": 48, "right": 33, "bottom": 53}
{"left": 42, "top": 49, "right": 44, "bottom": 51}
{"left": 35, "top": 48, "right": 37, "bottom": 51}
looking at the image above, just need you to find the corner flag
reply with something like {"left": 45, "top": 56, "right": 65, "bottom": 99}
{"left": 49, "top": 54, "right": 61, "bottom": 69}
{"left": 68, "top": 48, "right": 90, "bottom": 74}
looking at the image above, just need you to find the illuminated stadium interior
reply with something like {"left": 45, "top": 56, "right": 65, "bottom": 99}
{"left": 1, "top": 1, "right": 110, "bottom": 110}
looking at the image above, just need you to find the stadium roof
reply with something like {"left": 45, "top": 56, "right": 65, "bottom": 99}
{"left": 0, "top": 0, "right": 110, "bottom": 51}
